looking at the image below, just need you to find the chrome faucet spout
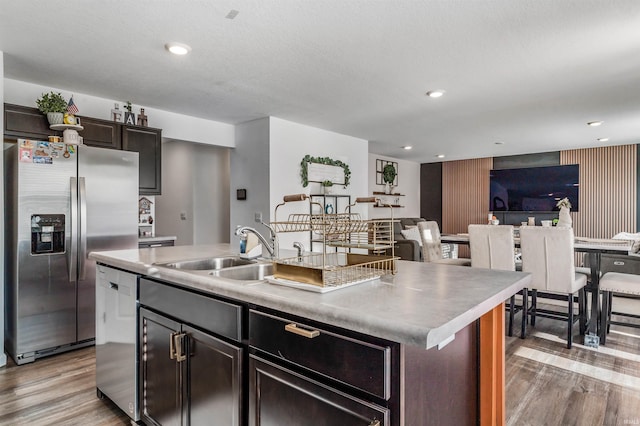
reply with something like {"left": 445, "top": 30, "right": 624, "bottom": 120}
{"left": 235, "top": 225, "right": 278, "bottom": 258}
{"left": 293, "top": 242, "right": 305, "bottom": 262}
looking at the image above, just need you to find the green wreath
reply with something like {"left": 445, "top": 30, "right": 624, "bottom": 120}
{"left": 300, "top": 155, "right": 351, "bottom": 188}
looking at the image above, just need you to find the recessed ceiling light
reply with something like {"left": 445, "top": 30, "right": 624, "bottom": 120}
{"left": 435, "top": 154, "right": 445, "bottom": 158}
{"left": 226, "top": 9, "right": 239, "bottom": 19}
{"left": 597, "top": 137, "right": 609, "bottom": 142}
{"left": 165, "top": 42, "right": 192, "bottom": 55}
{"left": 494, "top": 141, "right": 504, "bottom": 145}
{"left": 587, "top": 121, "right": 603, "bottom": 126}
{"left": 426, "top": 90, "right": 445, "bottom": 98}
{"left": 402, "top": 146, "right": 412, "bottom": 150}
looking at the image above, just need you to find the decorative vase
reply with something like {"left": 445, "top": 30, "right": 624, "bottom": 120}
{"left": 46, "top": 112, "right": 64, "bottom": 125}
{"left": 384, "top": 182, "right": 391, "bottom": 194}
{"left": 557, "top": 206, "right": 572, "bottom": 228}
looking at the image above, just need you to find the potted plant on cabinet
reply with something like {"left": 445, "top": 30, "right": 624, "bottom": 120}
{"left": 36, "top": 91, "right": 67, "bottom": 125}
{"left": 382, "top": 164, "right": 397, "bottom": 194}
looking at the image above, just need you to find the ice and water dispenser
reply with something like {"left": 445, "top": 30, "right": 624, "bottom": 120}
{"left": 31, "top": 214, "right": 65, "bottom": 254}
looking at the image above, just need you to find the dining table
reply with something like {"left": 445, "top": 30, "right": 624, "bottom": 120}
{"left": 441, "top": 232, "right": 634, "bottom": 347}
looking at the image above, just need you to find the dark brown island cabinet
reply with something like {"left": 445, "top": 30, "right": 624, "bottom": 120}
{"left": 139, "top": 278, "right": 243, "bottom": 425}
{"left": 117, "top": 273, "right": 502, "bottom": 426}
{"left": 3, "top": 103, "right": 162, "bottom": 195}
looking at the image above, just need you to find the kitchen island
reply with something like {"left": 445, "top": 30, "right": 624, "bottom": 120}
{"left": 90, "top": 244, "right": 530, "bottom": 426}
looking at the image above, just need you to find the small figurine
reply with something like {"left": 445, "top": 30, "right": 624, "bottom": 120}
{"left": 137, "top": 108, "right": 148, "bottom": 127}
{"left": 123, "top": 101, "right": 136, "bottom": 125}
{"left": 111, "top": 103, "right": 122, "bottom": 122}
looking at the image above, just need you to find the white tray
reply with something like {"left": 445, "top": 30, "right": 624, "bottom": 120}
{"left": 265, "top": 275, "right": 380, "bottom": 293}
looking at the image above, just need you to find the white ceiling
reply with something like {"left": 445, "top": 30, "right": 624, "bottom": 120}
{"left": 1, "top": 1, "right": 639, "bottom": 163}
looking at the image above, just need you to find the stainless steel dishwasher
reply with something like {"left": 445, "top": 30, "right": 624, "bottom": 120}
{"left": 95, "top": 264, "right": 139, "bottom": 422}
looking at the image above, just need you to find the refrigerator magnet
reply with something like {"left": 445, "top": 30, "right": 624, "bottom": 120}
{"left": 33, "top": 156, "right": 53, "bottom": 164}
{"left": 19, "top": 148, "right": 32, "bottom": 163}
{"left": 20, "top": 139, "right": 34, "bottom": 149}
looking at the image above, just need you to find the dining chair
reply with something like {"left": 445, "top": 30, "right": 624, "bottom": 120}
{"left": 519, "top": 226, "right": 588, "bottom": 348}
{"left": 417, "top": 221, "right": 471, "bottom": 266}
{"left": 468, "top": 224, "right": 520, "bottom": 336}
{"left": 598, "top": 272, "right": 640, "bottom": 345}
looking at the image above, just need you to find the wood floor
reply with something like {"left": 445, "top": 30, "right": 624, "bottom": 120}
{"left": 1, "top": 302, "right": 639, "bottom": 426}
{"left": 506, "top": 298, "right": 640, "bottom": 426}
{"left": 0, "top": 346, "right": 130, "bottom": 426}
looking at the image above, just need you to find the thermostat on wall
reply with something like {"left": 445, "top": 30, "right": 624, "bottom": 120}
{"left": 237, "top": 189, "right": 247, "bottom": 200}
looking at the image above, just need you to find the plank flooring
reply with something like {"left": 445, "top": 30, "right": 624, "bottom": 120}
{"left": 0, "top": 299, "right": 638, "bottom": 426}
{"left": 0, "top": 346, "right": 130, "bottom": 426}
{"left": 506, "top": 298, "right": 640, "bottom": 426}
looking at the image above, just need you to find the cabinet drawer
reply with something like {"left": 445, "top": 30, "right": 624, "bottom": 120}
{"left": 249, "top": 355, "right": 389, "bottom": 426}
{"left": 249, "top": 310, "right": 391, "bottom": 400}
{"left": 140, "top": 278, "right": 241, "bottom": 341}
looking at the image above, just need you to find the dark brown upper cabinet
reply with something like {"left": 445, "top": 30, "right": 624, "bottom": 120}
{"left": 4, "top": 103, "right": 61, "bottom": 141}
{"left": 122, "top": 125, "right": 162, "bottom": 195}
{"left": 4, "top": 103, "right": 162, "bottom": 195}
{"left": 80, "top": 116, "right": 122, "bottom": 149}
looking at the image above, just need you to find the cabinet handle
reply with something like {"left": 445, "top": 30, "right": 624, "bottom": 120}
{"left": 170, "top": 332, "right": 177, "bottom": 359}
{"left": 174, "top": 333, "right": 186, "bottom": 362}
{"left": 169, "top": 332, "right": 187, "bottom": 361}
{"left": 285, "top": 323, "right": 320, "bottom": 339}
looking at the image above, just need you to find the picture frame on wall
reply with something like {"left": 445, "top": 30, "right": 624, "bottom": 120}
{"left": 376, "top": 159, "right": 399, "bottom": 186}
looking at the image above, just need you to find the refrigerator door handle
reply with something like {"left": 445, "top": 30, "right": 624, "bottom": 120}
{"left": 70, "top": 177, "right": 78, "bottom": 281}
{"left": 79, "top": 177, "right": 88, "bottom": 280}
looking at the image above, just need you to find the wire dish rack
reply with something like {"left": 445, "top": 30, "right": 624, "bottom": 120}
{"left": 269, "top": 194, "right": 398, "bottom": 288}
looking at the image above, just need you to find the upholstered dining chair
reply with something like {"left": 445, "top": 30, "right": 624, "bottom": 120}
{"left": 417, "top": 221, "right": 471, "bottom": 266}
{"left": 469, "top": 224, "right": 520, "bottom": 336}
{"left": 519, "top": 226, "right": 588, "bottom": 348}
{"left": 598, "top": 272, "right": 640, "bottom": 345}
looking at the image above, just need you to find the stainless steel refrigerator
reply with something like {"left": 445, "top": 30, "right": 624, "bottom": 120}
{"left": 4, "top": 140, "right": 138, "bottom": 365}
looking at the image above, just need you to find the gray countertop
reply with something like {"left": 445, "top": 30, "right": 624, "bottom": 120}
{"left": 89, "top": 244, "right": 530, "bottom": 349}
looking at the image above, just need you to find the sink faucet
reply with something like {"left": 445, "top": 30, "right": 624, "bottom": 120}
{"left": 293, "top": 242, "right": 305, "bottom": 262}
{"left": 235, "top": 223, "right": 278, "bottom": 258}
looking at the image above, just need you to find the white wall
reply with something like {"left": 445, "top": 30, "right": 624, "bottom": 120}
{"left": 229, "top": 117, "right": 369, "bottom": 255}
{"left": 4, "top": 79, "right": 235, "bottom": 147}
{"left": 269, "top": 117, "right": 369, "bottom": 251}
{"left": 155, "top": 141, "right": 230, "bottom": 245}
{"left": 368, "top": 153, "right": 421, "bottom": 219}
{"left": 1, "top": 51, "right": 7, "bottom": 367}
{"left": 192, "top": 143, "right": 230, "bottom": 244}
{"left": 229, "top": 118, "right": 270, "bottom": 247}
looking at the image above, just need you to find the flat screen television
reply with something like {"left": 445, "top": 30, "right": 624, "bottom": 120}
{"left": 489, "top": 164, "right": 579, "bottom": 212}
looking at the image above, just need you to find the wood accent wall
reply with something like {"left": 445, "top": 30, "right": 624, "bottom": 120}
{"left": 561, "top": 145, "right": 637, "bottom": 238}
{"left": 439, "top": 145, "right": 637, "bottom": 245}
{"left": 442, "top": 157, "right": 493, "bottom": 234}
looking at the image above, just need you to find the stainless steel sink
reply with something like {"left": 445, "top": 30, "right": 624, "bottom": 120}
{"left": 156, "top": 256, "right": 255, "bottom": 271}
{"left": 210, "top": 263, "right": 273, "bottom": 281}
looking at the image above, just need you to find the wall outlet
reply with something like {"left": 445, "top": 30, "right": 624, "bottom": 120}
{"left": 180, "top": 212, "right": 187, "bottom": 220}
{"left": 254, "top": 212, "right": 262, "bottom": 223}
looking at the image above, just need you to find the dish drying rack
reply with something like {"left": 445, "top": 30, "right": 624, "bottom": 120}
{"left": 269, "top": 194, "right": 399, "bottom": 288}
